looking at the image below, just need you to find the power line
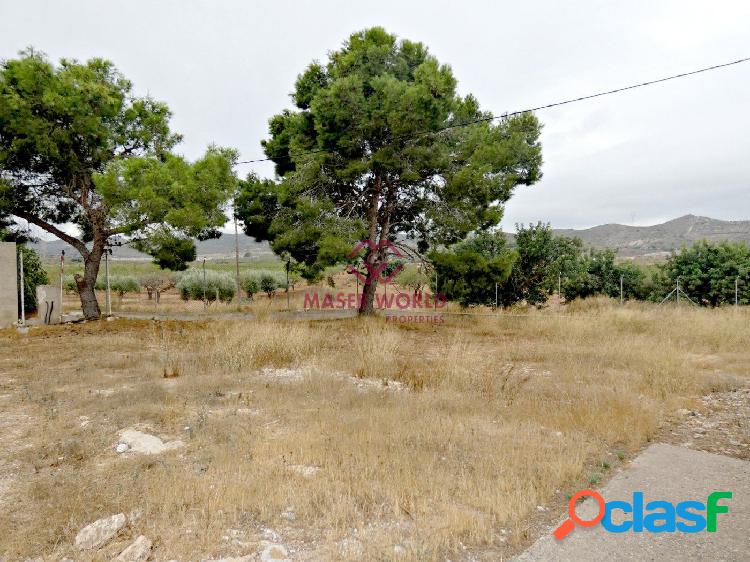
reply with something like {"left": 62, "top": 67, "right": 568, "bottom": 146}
{"left": 236, "top": 55, "right": 750, "bottom": 166}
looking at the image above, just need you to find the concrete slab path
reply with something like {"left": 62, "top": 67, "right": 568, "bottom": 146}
{"left": 515, "top": 443, "right": 749, "bottom": 561}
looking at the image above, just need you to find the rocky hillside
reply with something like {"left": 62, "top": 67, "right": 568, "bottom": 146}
{"left": 553, "top": 215, "right": 750, "bottom": 258}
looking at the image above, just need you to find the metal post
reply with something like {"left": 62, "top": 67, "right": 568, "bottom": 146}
{"left": 19, "top": 249, "right": 25, "bottom": 325}
{"left": 620, "top": 274, "right": 624, "bottom": 305}
{"left": 736, "top": 277, "right": 740, "bottom": 307}
{"left": 676, "top": 277, "right": 680, "bottom": 305}
{"left": 202, "top": 258, "right": 207, "bottom": 308}
{"left": 558, "top": 272, "right": 561, "bottom": 298}
{"left": 60, "top": 250, "right": 64, "bottom": 324}
{"left": 234, "top": 217, "right": 241, "bottom": 304}
{"left": 286, "top": 259, "right": 290, "bottom": 310}
{"left": 495, "top": 282, "right": 498, "bottom": 310}
{"left": 104, "top": 249, "right": 112, "bottom": 316}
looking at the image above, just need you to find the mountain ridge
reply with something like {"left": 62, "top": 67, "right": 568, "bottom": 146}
{"left": 27, "top": 214, "right": 750, "bottom": 261}
{"left": 552, "top": 214, "right": 750, "bottom": 257}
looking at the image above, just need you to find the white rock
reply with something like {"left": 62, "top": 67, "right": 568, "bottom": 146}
{"left": 74, "top": 513, "right": 126, "bottom": 550}
{"left": 114, "top": 535, "right": 152, "bottom": 562}
{"left": 339, "top": 537, "right": 364, "bottom": 558}
{"left": 117, "top": 429, "right": 184, "bottom": 455}
{"left": 280, "top": 507, "right": 296, "bottom": 521}
{"left": 116, "top": 443, "right": 130, "bottom": 454}
{"left": 260, "top": 544, "right": 289, "bottom": 561}
{"left": 287, "top": 464, "right": 320, "bottom": 477}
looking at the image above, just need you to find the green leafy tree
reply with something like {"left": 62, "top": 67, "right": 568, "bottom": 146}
{"left": 661, "top": 241, "right": 750, "bottom": 306}
{"left": 430, "top": 231, "right": 516, "bottom": 307}
{"left": 0, "top": 49, "right": 237, "bottom": 319}
{"left": 562, "top": 249, "right": 646, "bottom": 302}
{"left": 16, "top": 245, "right": 48, "bottom": 314}
{"left": 499, "top": 223, "right": 583, "bottom": 306}
{"left": 236, "top": 28, "right": 542, "bottom": 314}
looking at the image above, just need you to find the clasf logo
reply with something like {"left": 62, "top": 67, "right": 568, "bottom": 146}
{"left": 554, "top": 489, "right": 732, "bottom": 540}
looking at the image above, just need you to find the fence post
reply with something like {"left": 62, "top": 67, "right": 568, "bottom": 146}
{"left": 737, "top": 277, "right": 740, "bottom": 307}
{"left": 104, "top": 248, "right": 112, "bottom": 316}
{"left": 286, "top": 259, "right": 290, "bottom": 310}
{"left": 234, "top": 217, "right": 241, "bottom": 305}
{"left": 495, "top": 282, "right": 498, "bottom": 310}
{"left": 620, "top": 274, "right": 624, "bottom": 305}
{"left": 18, "top": 249, "right": 25, "bottom": 325}
{"left": 676, "top": 277, "right": 680, "bottom": 305}
{"left": 59, "top": 250, "right": 64, "bottom": 324}
{"left": 202, "top": 258, "right": 207, "bottom": 308}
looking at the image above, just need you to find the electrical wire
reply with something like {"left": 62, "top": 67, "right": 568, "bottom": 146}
{"left": 235, "top": 55, "right": 750, "bottom": 165}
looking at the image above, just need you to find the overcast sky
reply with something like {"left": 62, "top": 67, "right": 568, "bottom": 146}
{"left": 2, "top": 0, "right": 749, "bottom": 231}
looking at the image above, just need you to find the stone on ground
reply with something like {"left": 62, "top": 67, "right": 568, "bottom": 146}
{"left": 260, "top": 543, "right": 289, "bottom": 561}
{"left": 117, "top": 429, "right": 184, "bottom": 455}
{"left": 74, "top": 513, "right": 127, "bottom": 550}
{"left": 114, "top": 535, "right": 152, "bottom": 562}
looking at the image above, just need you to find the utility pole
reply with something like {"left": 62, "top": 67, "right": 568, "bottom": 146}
{"left": 104, "top": 248, "right": 112, "bottom": 316}
{"left": 18, "top": 249, "right": 25, "bottom": 325}
{"left": 234, "top": 216, "right": 241, "bottom": 304}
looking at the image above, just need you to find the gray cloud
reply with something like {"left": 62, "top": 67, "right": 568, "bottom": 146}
{"left": 2, "top": 0, "right": 748, "bottom": 231}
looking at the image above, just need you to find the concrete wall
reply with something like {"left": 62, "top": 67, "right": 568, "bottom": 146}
{"left": 0, "top": 242, "right": 18, "bottom": 327}
{"left": 36, "top": 284, "right": 62, "bottom": 324}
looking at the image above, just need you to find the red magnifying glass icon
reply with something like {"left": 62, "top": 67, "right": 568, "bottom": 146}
{"left": 553, "top": 489, "right": 606, "bottom": 540}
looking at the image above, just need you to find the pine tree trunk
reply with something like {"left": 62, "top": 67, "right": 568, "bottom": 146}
{"left": 359, "top": 272, "right": 378, "bottom": 315}
{"left": 74, "top": 251, "right": 102, "bottom": 320}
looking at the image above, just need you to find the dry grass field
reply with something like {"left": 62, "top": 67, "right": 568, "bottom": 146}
{"left": 1, "top": 300, "right": 749, "bottom": 560}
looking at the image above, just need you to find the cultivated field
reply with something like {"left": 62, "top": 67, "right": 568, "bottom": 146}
{"left": 1, "top": 301, "right": 748, "bottom": 560}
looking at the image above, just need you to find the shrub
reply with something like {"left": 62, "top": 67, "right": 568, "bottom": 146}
{"left": 260, "top": 273, "right": 279, "bottom": 298}
{"left": 176, "top": 269, "right": 235, "bottom": 302}
{"left": 240, "top": 273, "right": 260, "bottom": 299}
{"left": 96, "top": 275, "right": 140, "bottom": 297}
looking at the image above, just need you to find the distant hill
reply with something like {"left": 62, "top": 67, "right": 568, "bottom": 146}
{"left": 28, "top": 215, "right": 750, "bottom": 263}
{"left": 553, "top": 215, "right": 750, "bottom": 258}
{"left": 30, "top": 233, "right": 276, "bottom": 262}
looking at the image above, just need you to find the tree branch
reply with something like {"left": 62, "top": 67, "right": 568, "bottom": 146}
{"left": 12, "top": 211, "right": 90, "bottom": 259}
